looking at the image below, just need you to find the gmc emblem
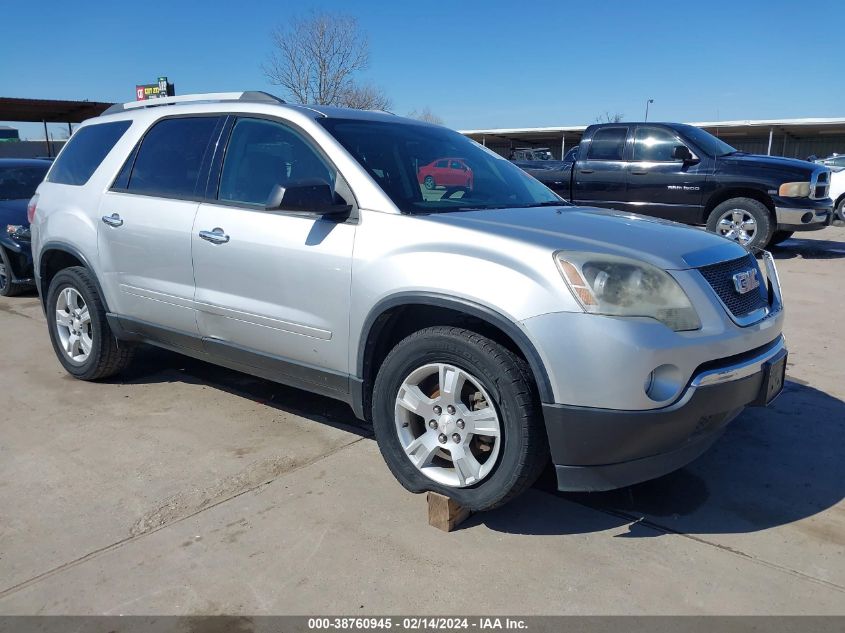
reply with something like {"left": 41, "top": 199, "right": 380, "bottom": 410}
{"left": 733, "top": 269, "right": 760, "bottom": 294}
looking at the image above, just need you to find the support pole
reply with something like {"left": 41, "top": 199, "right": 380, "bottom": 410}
{"left": 767, "top": 127, "right": 774, "bottom": 156}
{"left": 482, "top": 135, "right": 486, "bottom": 147}
{"left": 43, "top": 120, "right": 50, "bottom": 158}
{"left": 561, "top": 134, "right": 566, "bottom": 159}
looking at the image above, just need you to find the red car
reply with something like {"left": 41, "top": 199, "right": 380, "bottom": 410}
{"left": 418, "top": 158, "right": 473, "bottom": 190}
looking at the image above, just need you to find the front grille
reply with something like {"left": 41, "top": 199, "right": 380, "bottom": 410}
{"left": 810, "top": 168, "right": 830, "bottom": 199}
{"left": 698, "top": 254, "right": 768, "bottom": 318}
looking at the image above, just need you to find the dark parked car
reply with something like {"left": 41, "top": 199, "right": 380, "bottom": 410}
{"left": 0, "top": 159, "right": 50, "bottom": 295}
{"left": 521, "top": 123, "right": 834, "bottom": 251}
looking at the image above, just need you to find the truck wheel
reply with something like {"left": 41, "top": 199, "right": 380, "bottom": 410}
{"left": 46, "top": 266, "right": 134, "bottom": 380}
{"left": 424, "top": 175, "right": 436, "bottom": 190}
{"left": 769, "top": 230, "right": 794, "bottom": 246}
{"left": 372, "top": 326, "right": 548, "bottom": 511}
{"left": 706, "top": 198, "right": 773, "bottom": 252}
{"left": 0, "top": 247, "right": 27, "bottom": 297}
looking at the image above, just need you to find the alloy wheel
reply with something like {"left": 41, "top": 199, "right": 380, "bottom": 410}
{"left": 716, "top": 209, "right": 757, "bottom": 245}
{"left": 394, "top": 363, "right": 501, "bottom": 488}
{"left": 55, "top": 287, "right": 93, "bottom": 363}
{"left": 0, "top": 261, "right": 7, "bottom": 292}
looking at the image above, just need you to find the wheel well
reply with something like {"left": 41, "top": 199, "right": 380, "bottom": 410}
{"left": 40, "top": 249, "right": 84, "bottom": 299}
{"left": 360, "top": 302, "right": 549, "bottom": 419}
{"left": 704, "top": 188, "right": 776, "bottom": 222}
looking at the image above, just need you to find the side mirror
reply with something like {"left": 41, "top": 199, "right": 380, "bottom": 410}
{"left": 266, "top": 179, "right": 352, "bottom": 218}
{"left": 672, "top": 145, "right": 695, "bottom": 162}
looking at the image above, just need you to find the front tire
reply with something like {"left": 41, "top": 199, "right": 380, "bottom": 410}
{"left": 0, "top": 247, "right": 26, "bottom": 297}
{"left": 372, "top": 326, "right": 548, "bottom": 511}
{"left": 46, "top": 266, "right": 134, "bottom": 380}
{"left": 836, "top": 197, "right": 845, "bottom": 223}
{"left": 706, "top": 198, "right": 773, "bottom": 252}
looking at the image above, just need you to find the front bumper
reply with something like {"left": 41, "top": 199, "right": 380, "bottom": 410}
{"left": 774, "top": 196, "right": 833, "bottom": 231}
{"left": 545, "top": 336, "right": 786, "bottom": 491}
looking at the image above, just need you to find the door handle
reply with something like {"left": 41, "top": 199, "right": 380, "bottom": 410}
{"left": 101, "top": 213, "right": 123, "bottom": 227}
{"left": 199, "top": 228, "right": 230, "bottom": 244}
{"left": 630, "top": 170, "right": 648, "bottom": 175}
{"left": 579, "top": 169, "right": 594, "bottom": 174}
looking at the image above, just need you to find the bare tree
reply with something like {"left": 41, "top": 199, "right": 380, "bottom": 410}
{"left": 595, "top": 111, "right": 625, "bottom": 123}
{"left": 408, "top": 107, "right": 443, "bottom": 125}
{"left": 341, "top": 83, "right": 392, "bottom": 110}
{"left": 262, "top": 11, "right": 390, "bottom": 109}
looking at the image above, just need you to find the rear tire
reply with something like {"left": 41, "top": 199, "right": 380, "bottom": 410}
{"left": 423, "top": 175, "right": 436, "bottom": 190}
{"left": 706, "top": 197, "right": 773, "bottom": 252}
{"left": 46, "top": 266, "right": 134, "bottom": 380}
{"left": 769, "top": 230, "right": 794, "bottom": 246}
{"left": 372, "top": 326, "right": 548, "bottom": 511}
{"left": 0, "top": 247, "right": 26, "bottom": 297}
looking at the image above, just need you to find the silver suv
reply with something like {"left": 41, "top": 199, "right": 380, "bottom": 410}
{"left": 30, "top": 92, "right": 787, "bottom": 511}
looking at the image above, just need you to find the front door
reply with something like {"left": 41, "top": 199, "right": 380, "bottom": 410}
{"left": 97, "top": 115, "right": 223, "bottom": 344}
{"left": 625, "top": 125, "right": 709, "bottom": 222}
{"left": 574, "top": 125, "right": 630, "bottom": 209}
{"left": 192, "top": 116, "right": 355, "bottom": 393}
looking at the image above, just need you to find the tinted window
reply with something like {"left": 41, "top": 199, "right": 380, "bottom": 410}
{"left": 674, "top": 124, "right": 736, "bottom": 157}
{"left": 587, "top": 127, "right": 627, "bottom": 161}
{"left": 319, "top": 118, "right": 560, "bottom": 214}
{"left": 633, "top": 127, "right": 683, "bottom": 162}
{"left": 0, "top": 164, "right": 50, "bottom": 200}
{"left": 128, "top": 117, "right": 219, "bottom": 197}
{"left": 47, "top": 121, "right": 131, "bottom": 186}
{"left": 218, "top": 118, "right": 334, "bottom": 206}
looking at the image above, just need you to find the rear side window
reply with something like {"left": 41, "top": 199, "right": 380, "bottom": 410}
{"left": 47, "top": 121, "right": 131, "bottom": 186}
{"left": 587, "top": 127, "right": 628, "bottom": 161}
{"left": 126, "top": 117, "right": 220, "bottom": 198}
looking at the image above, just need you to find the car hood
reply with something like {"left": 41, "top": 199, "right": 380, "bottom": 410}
{"left": 423, "top": 205, "right": 748, "bottom": 270}
{"left": 0, "top": 198, "right": 28, "bottom": 226}
{"left": 719, "top": 153, "right": 819, "bottom": 177}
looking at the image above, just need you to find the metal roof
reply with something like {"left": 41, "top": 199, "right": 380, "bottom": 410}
{"left": 460, "top": 117, "right": 845, "bottom": 137}
{"left": 0, "top": 97, "right": 114, "bottom": 123}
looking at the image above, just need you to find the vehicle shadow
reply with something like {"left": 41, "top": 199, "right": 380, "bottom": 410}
{"left": 107, "top": 347, "right": 844, "bottom": 539}
{"left": 106, "top": 346, "right": 373, "bottom": 439}
{"left": 473, "top": 378, "right": 845, "bottom": 537}
{"left": 769, "top": 235, "right": 845, "bottom": 260}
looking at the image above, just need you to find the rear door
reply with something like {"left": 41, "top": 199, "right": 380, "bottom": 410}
{"left": 573, "top": 126, "right": 631, "bottom": 209}
{"left": 97, "top": 115, "right": 224, "bottom": 345}
{"left": 625, "top": 125, "right": 708, "bottom": 222}
{"left": 191, "top": 116, "right": 355, "bottom": 389}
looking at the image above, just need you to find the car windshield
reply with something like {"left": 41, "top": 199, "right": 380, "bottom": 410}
{"left": 674, "top": 124, "right": 737, "bottom": 157}
{"left": 0, "top": 164, "right": 49, "bottom": 200}
{"left": 319, "top": 119, "right": 562, "bottom": 213}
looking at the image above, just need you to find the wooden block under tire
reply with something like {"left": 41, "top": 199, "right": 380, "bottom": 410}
{"left": 427, "top": 491, "right": 471, "bottom": 532}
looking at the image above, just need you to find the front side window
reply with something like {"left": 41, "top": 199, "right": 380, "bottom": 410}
{"left": 587, "top": 127, "right": 628, "bottom": 161}
{"left": 633, "top": 127, "right": 683, "bottom": 162}
{"left": 0, "top": 164, "right": 50, "bottom": 200}
{"left": 319, "top": 119, "right": 560, "bottom": 214}
{"left": 218, "top": 118, "right": 335, "bottom": 206}
{"left": 126, "top": 117, "right": 219, "bottom": 198}
{"left": 47, "top": 121, "right": 131, "bottom": 186}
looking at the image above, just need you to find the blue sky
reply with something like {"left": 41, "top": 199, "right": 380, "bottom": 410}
{"left": 3, "top": 0, "right": 843, "bottom": 139}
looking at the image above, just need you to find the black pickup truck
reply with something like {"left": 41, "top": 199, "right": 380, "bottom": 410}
{"left": 522, "top": 122, "right": 834, "bottom": 250}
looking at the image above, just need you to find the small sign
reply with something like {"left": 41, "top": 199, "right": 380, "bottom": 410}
{"left": 135, "top": 76, "right": 176, "bottom": 101}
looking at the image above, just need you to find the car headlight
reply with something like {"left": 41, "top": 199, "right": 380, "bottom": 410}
{"left": 554, "top": 252, "right": 701, "bottom": 331}
{"left": 778, "top": 181, "right": 811, "bottom": 197}
{"left": 6, "top": 224, "right": 31, "bottom": 240}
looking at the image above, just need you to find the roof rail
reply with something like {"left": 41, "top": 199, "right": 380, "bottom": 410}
{"left": 101, "top": 91, "right": 286, "bottom": 116}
